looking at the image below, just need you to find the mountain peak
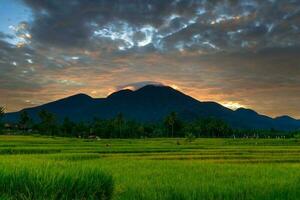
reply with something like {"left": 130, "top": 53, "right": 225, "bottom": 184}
{"left": 45, "top": 93, "right": 93, "bottom": 107}
{"left": 107, "top": 89, "right": 133, "bottom": 99}
{"left": 107, "top": 85, "right": 181, "bottom": 99}
{"left": 136, "top": 84, "right": 182, "bottom": 94}
{"left": 136, "top": 84, "right": 168, "bottom": 90}
{"left": 70, "top": 93, "right": 91, "bottom": 98}
{"left": 63, "top": 93, "right": 92, "bottom": 101}
{"left": 235, "top": 108, "right": 258, "bottom": 115}
{"left": 275, "top": 115, "right": 296, "bottom": 121}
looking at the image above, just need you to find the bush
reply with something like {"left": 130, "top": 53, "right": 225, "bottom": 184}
{"left": 294, "top": 133, "right": 300, "bottom": 139}
{"left": 185, "top": 132, "right": 196, "bottom": 143}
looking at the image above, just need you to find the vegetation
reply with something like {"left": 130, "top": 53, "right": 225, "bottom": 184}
{"left": 0, "top": 136, "right": 300, "bottom": 199}
{"left": 164, "top": 112, "right": 182, "bottom": 137}
{"left": 2, "top": 106, "right": 300, "bottom": 198}
{"left": 37, "top": 110, "right": 57, "bottom": 135}
{"left": 2, "top": 109, "right": 299, "bottom": 139}
{"left": 0, "top": 106, "right": 4, "bottom": 134}
{"left": 0, "top": 164, "right": 113, "bottom": 200}
{"left": 185, "top": 132, "right": 196, "bottom": 143}
{"left": 18, "top": 111, "right": 32, "bottom": 132}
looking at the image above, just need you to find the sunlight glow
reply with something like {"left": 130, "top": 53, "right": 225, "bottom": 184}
{"left": 221, "top": 101, "right": 245, "bottom": 110}
{"left": 121, "top": 86, "right": 135, "bottom": 91}
{"left": 170, "top": 84, "right": 180, "bottom": 90}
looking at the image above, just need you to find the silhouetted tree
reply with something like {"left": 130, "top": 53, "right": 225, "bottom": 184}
{"left": 0, "top": 106, "right": 4, "bottom": 133}
{"left": 38, "top": 110, "right": 57, "bottom": 135}
{"left": 74, "top": 122, "right": 89, "bottom": 138}
{"left": 164, "top": 112, "right": 180, "bottom": 137}
{"left": 62, "top": 117, "right": 75, "bottom": 136}
{"left": 2, "top": 108, "right": 294, "bottom": 139}
{"left": 19, "top": 111, "right": 31, "bottom": 132}
{"left": 114, "top": 113, "right": 124, "bottom": 138}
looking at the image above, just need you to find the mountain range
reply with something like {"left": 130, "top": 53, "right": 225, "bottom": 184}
{"left": 4, "top": 85, "right": 300, "bottom": 130}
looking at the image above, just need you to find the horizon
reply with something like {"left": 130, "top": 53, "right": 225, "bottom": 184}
{"left": 1, "top": 0, "right": 300, "bottom": 118}
{"left": 5, "top": 84, "right": 299, "bottom": 120}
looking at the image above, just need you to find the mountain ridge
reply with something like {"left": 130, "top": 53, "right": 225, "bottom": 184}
{"left": 4, "top": 85, "right": 300, "bottom": 130}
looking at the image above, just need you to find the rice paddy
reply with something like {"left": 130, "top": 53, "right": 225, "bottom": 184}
{"left": 0, "top": 135, "right": 300, "bottom": 199}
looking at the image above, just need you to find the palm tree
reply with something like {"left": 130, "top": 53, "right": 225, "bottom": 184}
{"left": 115, "top": 113, "right": 124, "bottom": 138}
{"left": 164, "top": 112, "right": 177, "bottom": 137}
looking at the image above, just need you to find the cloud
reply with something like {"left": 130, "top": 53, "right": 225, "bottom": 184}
{"left": 18, "top": 0, "right": 299, "bottom": 53}
{"left": 0, "top": 32, "right": 14, "bottom": 40}
{"left": 0, "top": 0, "right": 300, "bottom": 118}
{"left": 116, "top": 81, "right": 164, "bottom": 91}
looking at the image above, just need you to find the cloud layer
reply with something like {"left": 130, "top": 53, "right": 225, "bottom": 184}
{"left": 0, "top": 0, "right": 300, "bottom": 118}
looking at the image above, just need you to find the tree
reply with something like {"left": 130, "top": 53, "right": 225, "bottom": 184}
{"left": 164, "top": 112, "right": 177, "bottom": 137}
{"left": 74, "top": 122, "right": 89, "bottom": 138}
{"left": 185, "top": 132, "right": 196, "bottom": 143}
{"left": 0, "top": 106, "right": 4, "bottom": 133}
{"left": 19, "top": 111, "right": 31, "bottom": 132}
{"left": 0, "top": 106, "right": 4, "bottom": 120}
{"left": 114, "top": 113, "right": 124, "bottom": 138}
{"left": 38, "top": 110, "right": 57, "bottom": 135}
{"left": 62, "top": 117, "right": 75, "bottom": 136}
{"left": 0, "top": 106, "right": 4, "bottom": 119}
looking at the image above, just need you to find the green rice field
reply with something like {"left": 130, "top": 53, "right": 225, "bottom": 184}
{"left": 1, "top": 135, "right": 300, "bottom": 200}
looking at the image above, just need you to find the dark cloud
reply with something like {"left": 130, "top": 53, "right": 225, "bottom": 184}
{"left": 22, "top": 0, "right": 200, "bottom": 48}
{"left": 1, "top": 0, "right": 300, "bottom": 118}
{"left": 20, "top": 0, "right": 300, "bottom": 52}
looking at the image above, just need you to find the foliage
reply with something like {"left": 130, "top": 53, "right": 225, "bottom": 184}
{"left": 37, "top": 110, "right": 57, "bottom": 135}
{"left": 115, "top": 113, "right": 124, "bottom": 138}
{"left": 0, "top": 106, "right": 4, "bottom": 133}
{"left": 164, "top": 112, "right": 183, "bottom": 137}
{"left": 0, "top": 106, "right": 4, "bottom": 119}
{"left": 1, "top": 110, "right": 297, "bottom": 138}
{"left": 293, "top": 132, "right": 300, "bottom": 139}
{"left": 18, "top": 111, "right": 32, "bottom": 132}
{"left": 61, "top": 117, "right": 76, "bottom": 136}
{"left": 185, "top": 132, "right": 196, "bottom": 143}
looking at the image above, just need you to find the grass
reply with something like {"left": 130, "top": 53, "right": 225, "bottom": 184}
{"left": 0, "top": 164, "right": 113, "bottom": 200}
{"left": 0, "top": 135, "right": 300, "bottom": 199}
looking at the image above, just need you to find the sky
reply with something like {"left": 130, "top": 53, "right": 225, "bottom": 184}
{"left": 0, "top": 0, "right": 300, "bottom": 119}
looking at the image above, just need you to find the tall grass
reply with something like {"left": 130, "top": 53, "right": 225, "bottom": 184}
{"left": 0, "top": 164, "right": 114, "bottom": 200}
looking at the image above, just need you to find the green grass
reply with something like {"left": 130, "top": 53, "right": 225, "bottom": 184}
{"left": 0, "top": 135, "right": 300, "bottom": 199}
{"left": 0, "top": 163, "right": 113, "bottom": 200}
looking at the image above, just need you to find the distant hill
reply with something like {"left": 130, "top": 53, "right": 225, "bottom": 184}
{"left": 4, "top": 85, "right": 300, "bottom": 130}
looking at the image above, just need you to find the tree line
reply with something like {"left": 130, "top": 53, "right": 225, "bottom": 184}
{"left": 0, "top": 107, "right": 299, "bottom": 138}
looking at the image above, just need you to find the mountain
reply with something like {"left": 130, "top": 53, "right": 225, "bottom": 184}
{"left": 4, "top": 85, "right": 300, "bottom": 130}
{"left": 5, "top": 93, "right": 103, "bottom": 122}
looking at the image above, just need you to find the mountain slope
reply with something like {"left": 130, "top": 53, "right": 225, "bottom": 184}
{"left": 5, "top": 94, "right": 103, "bottom": 122}
{"left": 4, "top": 85, "right": 300, "bottom": 130}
